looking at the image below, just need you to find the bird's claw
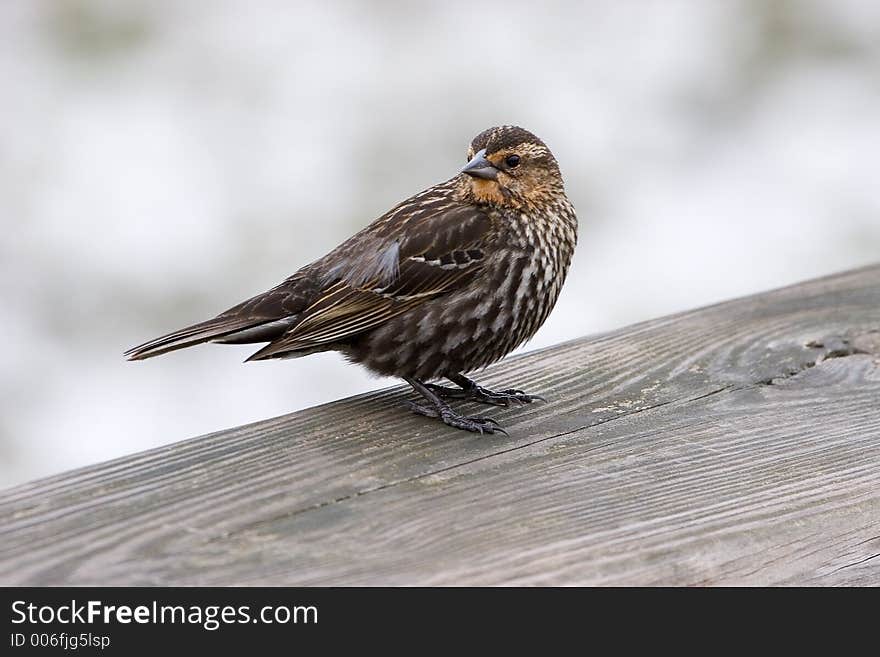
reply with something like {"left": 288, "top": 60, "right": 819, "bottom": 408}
{"left": 405, "top": 401, "right": 507, "bottom": 436}
{"left": 498, "top": 389, "right": 547, "bottom": 404}
{"left": 442, "top": 413, "right": 508, "bottom": 436}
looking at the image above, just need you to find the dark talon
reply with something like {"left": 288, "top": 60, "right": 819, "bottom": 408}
{"left": 485, "top": 424, "right": 509, "bottom": 437}
{"left": 406, "top": 400, "right": 506, "bottom": 435}
{"left": 437, "top": 411, "right": 506, "bottom": 436}
{"left": 401, "top": 374, "right": 547, "bottom": 435}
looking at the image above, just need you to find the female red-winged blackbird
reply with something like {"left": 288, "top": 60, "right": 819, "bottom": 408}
{"left": 126, "top": 125, "right": 578, "bottom": 434}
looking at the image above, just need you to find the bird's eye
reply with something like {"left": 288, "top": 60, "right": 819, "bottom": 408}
{"left": 505, "top": 154, "right": 521, "bottom": 168}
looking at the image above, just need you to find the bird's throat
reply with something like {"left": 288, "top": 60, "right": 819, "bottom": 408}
{"left": 469, "top": 178, "right": 509, "bottom": 206}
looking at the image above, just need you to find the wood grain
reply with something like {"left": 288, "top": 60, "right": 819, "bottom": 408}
{"left": 1, "top": 265, "right": 879, "bottom": 585}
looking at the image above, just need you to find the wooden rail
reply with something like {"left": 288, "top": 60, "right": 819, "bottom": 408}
{"left": 2, "top": 265, "right": 879, "bottom": 585}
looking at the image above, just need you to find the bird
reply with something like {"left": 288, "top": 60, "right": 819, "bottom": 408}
{"left": 125, "top": 125, "right": 578, "bottom": 435}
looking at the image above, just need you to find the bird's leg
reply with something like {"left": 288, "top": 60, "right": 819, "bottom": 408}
{"left": 425, "top": 372, "right": 545, "bottom": 407}
{"left": 404, "top": 377, "right": 507, "bottom": 436}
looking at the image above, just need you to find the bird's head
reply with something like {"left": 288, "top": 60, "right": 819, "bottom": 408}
{"left": 460, "top": 125, "right": 564, "bottom": 208}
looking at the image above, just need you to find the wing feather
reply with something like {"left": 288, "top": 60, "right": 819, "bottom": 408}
{"left": 247, "top": 202, "right": 494, "bottom": 360}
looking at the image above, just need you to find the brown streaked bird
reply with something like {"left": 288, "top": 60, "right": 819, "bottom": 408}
{"left": 126, "top": 125, "right": 578, "bottom": 434}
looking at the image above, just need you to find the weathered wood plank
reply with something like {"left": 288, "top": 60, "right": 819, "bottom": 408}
{"left": 1, "top": 265, "right": 879, "bottom": 585}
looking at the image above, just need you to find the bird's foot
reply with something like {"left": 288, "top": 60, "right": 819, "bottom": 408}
{"left": 426, "top": 382, "right": 545, "bottom": 407}
{"left": 405, "top": 401, "right": 508, "bottom": 436}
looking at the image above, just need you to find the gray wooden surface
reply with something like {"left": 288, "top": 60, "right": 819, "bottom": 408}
{"left": 2, "top": 266, "right": 879, "bottom": 586}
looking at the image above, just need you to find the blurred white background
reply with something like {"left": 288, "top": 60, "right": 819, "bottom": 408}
{"left": 2, "top": 0, "right": 879, "bottom": 488}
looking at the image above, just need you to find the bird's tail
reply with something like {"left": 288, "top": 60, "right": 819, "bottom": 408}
{"left": 124, "top": 316, "right": 266, "bottom": 361}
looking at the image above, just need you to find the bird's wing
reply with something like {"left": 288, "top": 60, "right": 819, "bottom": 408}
{"left": 246, "top": 201, "right": 495, "bottom": 360}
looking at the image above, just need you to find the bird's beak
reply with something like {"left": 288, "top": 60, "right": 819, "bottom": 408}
{"left": 461, "top": 148, "right": 498, "bottom": 180}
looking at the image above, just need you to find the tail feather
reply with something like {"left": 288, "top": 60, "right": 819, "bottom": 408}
{"left": 124, "top": 316, "right": 265, "bottom": 361}
{"left": 125, "top": 269, "right": 321, "bottom": 361}
{"left": 245, "top": 337, "right": 317, "bottom": 361}
{"left": 211, "top": 318, "right": 298, "bottom": 345}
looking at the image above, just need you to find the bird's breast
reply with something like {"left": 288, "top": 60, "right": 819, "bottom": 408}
{"left": 456, "top": 206, "right": 576, "bottom": 364}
